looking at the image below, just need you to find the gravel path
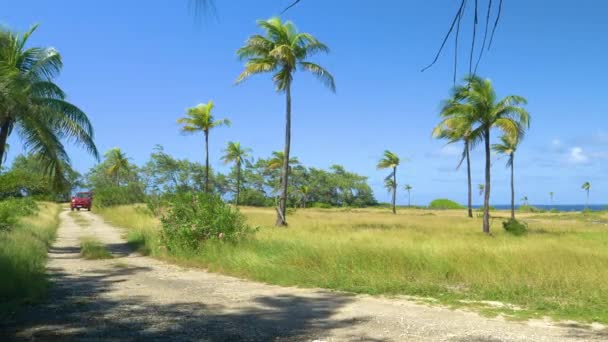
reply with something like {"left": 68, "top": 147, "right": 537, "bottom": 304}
{"left": 3, "top": 208, "right": 607, "bottom": 341}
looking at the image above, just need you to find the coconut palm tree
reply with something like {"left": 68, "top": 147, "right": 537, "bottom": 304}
{"left": 404, "top": 184, "right": 413, "bottom": 207}
{"left": 236, "top": 17, "right": 335, "bottom": 226}
{"left": 221, "top": 141, "right": 252, "bottom": 206}
{"left": 521, "top": 195, "right": 529, "bottom": 206}
{"left": 433, "top": 97, "right": 480, "bottom": 218}
{"left": 549, "top": 191, "right": 554, "bottom": 204}
{"left": 582, "top": 182, "right": 591, "bottom": 209}
{"left": 105, "top": 148, "right": 130, "bottom": 186}
{"left": 177, "top": 100, "right": 230, "bottom": 193}
{"left": 442, "top": 75, "right": 529, "bottom": 234}
{"left": 0, "top": 25, "right": 98, "bottom": 180}
{"left": 478, "top": 184, "right": 485, "bottom": 197}
{"left": 299, "top": 185, "right": 309, "bottom": 208}
{"left": 377, "top": 150, "right": 400, "bottom": 214}
{"left": 492, "top": 133, "right": 522, "bottom": 219}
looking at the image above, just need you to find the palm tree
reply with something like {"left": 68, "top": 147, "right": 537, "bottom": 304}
{"left": 442, "top": 75, "right": 529, "bottom": 234}
{"left": 0, "top": 25, "right": 98, "bottom": 180}
{"left": 177, "top": 100, "right": 230, "bottom": 193}
{"left": 105, "top": 148, "right": 130, "bottom": 186}
{"left": 492, "top": 133, "right": 522, "bottom": 219}
{"left": 236, "top": 17, "right": 335, "bottom": 226}
{"left": 221, "top": 141, "right": 251, "bottom": 206}
{"left": 549, "top": 191, "right": 554, "bottom": 204}
{"left": 582, "top": 182, "right": 591, "bottom": 209}
{"left": 404, "top": 184, "right": 413, "bottom": 207}
{"left": 299, "top": 185, "right": 309, "bottom": 208}
{"left": 433, "top": 97, "right": 479, "bottom": 218}
{"left": 478, "top": 184, "right": 485, "bottom": 197}
{"left": 377, "top": 150, "right": 400, "bottom": 214}
{"left": 266, "top": 151, "right": 299, "bottom": 193}
{"left": 521, "top": 195, "right": 529, "bottom": 206}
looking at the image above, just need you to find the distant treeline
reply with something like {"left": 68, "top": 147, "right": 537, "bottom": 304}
{"left": 1, "top": 146, "right": 377, "bottom": 208}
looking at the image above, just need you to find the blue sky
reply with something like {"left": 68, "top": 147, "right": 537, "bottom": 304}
{"left": 3, "top": 0, "right": 608, "bottom": 205}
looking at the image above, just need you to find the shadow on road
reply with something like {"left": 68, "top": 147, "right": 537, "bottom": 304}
{"left": 1, "top": 262, "right": 374, "bottom": 341}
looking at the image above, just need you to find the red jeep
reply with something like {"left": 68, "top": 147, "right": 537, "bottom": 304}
{"left": 71, "top": 192, "right": 93, "bottom": 211}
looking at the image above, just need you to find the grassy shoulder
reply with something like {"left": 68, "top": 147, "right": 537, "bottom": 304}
{"left": 0, "top": 202, "right": 61, "bottom": 317}
{"left": 97, "top": 204, "right": 608, "bottom": 325}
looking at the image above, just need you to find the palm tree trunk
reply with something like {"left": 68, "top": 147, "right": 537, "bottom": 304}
{"left": 465, "top": 141, "right": 473, "bottom": 218}
{"left": 510, "top": 154, "right": 515, "bottom": 220}
{"left": 204, "top": 131, "right": 210, "bottom": 193}
{"left": 0, "top": 119, "right": 11, "bottom": 170}
{"left": 392, "top": 167, "right": 397, "bottom": 214}
{"left": 483, "top": 128, "right": 491, "bottom": 234}
{"left": 408, "top": 191, "right": 411, "bottom": 207}
{"left": 276, "top": 79, "right": 291, "bottom": 227}
{"left": 236, "top": 161, "right": 241, "bottom": 206}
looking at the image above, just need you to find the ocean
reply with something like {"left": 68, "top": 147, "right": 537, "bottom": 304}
{"left": 473, "top": 204, "right": 607, "bottom": 212}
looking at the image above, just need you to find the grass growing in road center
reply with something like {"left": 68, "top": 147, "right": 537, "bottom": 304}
{"left": 80, "top": 237, "right": 112, "bottom": 260}
{"left": 97, "top": 205, "right": 608, "bottom": 324}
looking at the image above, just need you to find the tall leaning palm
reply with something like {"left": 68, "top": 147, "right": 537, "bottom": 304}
{"left": 221, "top": 141, "right": 252, "bottom": 206}
{"left": 433, "top": 97, "right": 479, "bottom": 218}
{"left": 582, "top": 182, "right": 591, "bottom": 209}
{"left": 442, "top": 75, "right": 529, "bottom": 234}
{"left": 377, "top": 150, "right": 400, "bottom": 214}
{"left": 177, "top": 100, "right": 230, "bottom": 193}
{"left": 236, "top": 17, "right": 335, "bottom": 226}
{"left": 0, "top": 25, "right": 98, "bottom": 179}
{"left": 492, "top": 133, "right": 522, "bottom": 219}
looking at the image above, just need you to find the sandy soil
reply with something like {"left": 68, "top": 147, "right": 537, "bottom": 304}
{"left": 2, "top": 208, "right": 607, "bottom": 341}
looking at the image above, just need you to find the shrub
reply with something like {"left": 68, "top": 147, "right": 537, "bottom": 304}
{"left": 238, "top": 189, "right": 273, "bottom": 207}
{"left": 160, "top": 192, "right": 256, "bottom": 251}
{"left": 310, "top": 202, "right": 332, "bottom": 209}
{"left": 549, "top": 208, "right": 559, "bottom": 213}
{"left": 502, "top": 218, "right": 527, "bottom": 236}
{"left": 0, "top": 198, "right": 39, "bottom": 232}
{"left": 518, "top": 205, "right": 545, "bottom": 213}
{"left": 93, "top": 184, "right": 145, "bottom": 207}
{"left": 429, "top": 199, "right": 464, "bottom": 210}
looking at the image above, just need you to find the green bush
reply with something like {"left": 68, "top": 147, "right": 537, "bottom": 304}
{"left": 161, "top": 192, "right": 256, "bottom": 252}
{"left": 502, "top": 218, "right": 527, "bottom": 236}
{"left": 518, "top": 205, "right": 545, "bottom": 213}
{"left": 238, "top": 189, "right": 273, "bottom": 207}
{"left": 429, "top": 199, "right": 464, "bottom": 210}
{"left": 549, "top": 208, "right": 559, "bottom": 213}
{"left": 310, "top": 202, "right": 332, "bottom": 209}
{"left": 93, "top": 184, "right": 145, "bottom": 207}
{"left": 0, "top": 198, "right": 39, "bottom": 232}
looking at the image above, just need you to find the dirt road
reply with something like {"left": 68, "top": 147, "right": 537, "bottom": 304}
{"left": 3, "top": 209, "right": 607, "bottom": 341}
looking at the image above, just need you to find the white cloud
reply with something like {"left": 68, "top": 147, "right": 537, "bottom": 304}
{"left": 429, "top": 145, "right": 461, "bottom": 158}
{"left": 568, "top": 147, "right": 589, "bottom": 164}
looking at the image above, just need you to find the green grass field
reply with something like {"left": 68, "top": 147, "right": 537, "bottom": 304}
{"left": 97, "top": 205, "right": 608, "bottom": 324}
{"left": 0, "top": 202, "right": 61, "bottom": 317}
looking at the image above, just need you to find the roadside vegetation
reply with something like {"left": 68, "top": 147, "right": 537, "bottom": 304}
{"left": 0, "top": 201, "right": 60, "bottom": 316}
{"left": 98, "top": 204, "right": 608, "bottom": 324}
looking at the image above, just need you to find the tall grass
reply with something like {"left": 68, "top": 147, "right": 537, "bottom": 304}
{"left": 97, "top": 205, "right": 608, "bottom": 324}
{"left": 80, "top": 237, "right": 112, "bottom": 260}
{"left": 0, "top": 202, "right": 61, "bottom": 316}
